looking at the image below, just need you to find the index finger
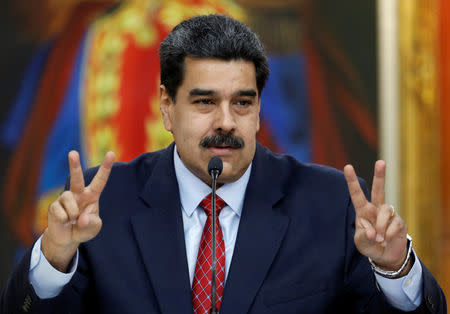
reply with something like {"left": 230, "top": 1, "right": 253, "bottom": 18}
{"left": 88, "top": 151, "right": 116, "bottom": 195}
{"left": 69, "top": 150, "right": 85, "bottom": 194}
{"left": 344, "top": 164, "right": 368, "bottom": 211}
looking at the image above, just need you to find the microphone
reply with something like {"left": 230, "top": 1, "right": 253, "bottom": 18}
{"left": 207, "top": 157, "right": 222, "bottom": 314}
{"left": 208, "top": 156, "right": 223, "bottom": 178}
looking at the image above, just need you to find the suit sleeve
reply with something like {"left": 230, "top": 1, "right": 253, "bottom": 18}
{"left": 1, "top": 246, "right": 66, "bottom": 313}
{"left": 341, "top": 179, "right": 446, "bottom": 313}
{"left": 0, "top": 242, "right": 98, "bottom": 314}
{"left": 0, "top": 170, "right": 101, "bottom": 314}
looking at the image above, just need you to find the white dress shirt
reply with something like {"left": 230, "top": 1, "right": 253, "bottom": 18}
{"left": 173, "top": 147, "right": 251, "bottom": 284}
{"left": 29, "top": 147, "right": 422, "bottom": 311}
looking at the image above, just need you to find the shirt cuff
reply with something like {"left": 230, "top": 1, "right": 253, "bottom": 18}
{"left": 375, "top": 249, "right": 423, "bottom": 311}
{"left": 29, "top": 235, "right": 79, "bottom": 299}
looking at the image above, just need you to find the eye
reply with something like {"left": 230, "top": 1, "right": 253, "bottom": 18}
{"left": 235, "top": 100, "right": 252, "bottom": 107}
{"left": 194, "top": 99, "right": 214, "bottom": 105}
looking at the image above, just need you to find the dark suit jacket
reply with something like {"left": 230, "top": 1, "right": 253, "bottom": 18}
{"left": 1, "top": 143, "right": 446, "bottom": 313}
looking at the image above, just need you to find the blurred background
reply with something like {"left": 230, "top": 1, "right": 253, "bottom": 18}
{"left": 0, "top": 0, "right": 448, "bottom": 308}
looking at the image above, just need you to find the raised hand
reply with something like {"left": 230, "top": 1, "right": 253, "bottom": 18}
{"left": 41, "top": 150, "right": 115, "bottom": 272}
{"left": 344, "top": 160, "right": 410, "bottom": 274}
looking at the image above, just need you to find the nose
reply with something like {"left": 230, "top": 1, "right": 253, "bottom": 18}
{"left": 214, "top": 102, "right": 237, "bottom": 133}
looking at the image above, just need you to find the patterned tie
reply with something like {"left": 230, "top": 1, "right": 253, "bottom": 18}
{"left": 192, "top": 193, "right": 226, "bottom": 314}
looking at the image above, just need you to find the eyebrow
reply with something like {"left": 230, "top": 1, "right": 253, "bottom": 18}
{"left": 188, "top": 88, "right": 257, "bottom": 97}
{"left": 234, "top": 89, "right": 257, "bottom": 97}
{"left": 189, "top": 89, "right": 216, "bottom": 96}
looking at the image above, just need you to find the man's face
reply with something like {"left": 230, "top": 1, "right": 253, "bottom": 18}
{"left": 160, "top": 57, "right": 260, "bottom": 185}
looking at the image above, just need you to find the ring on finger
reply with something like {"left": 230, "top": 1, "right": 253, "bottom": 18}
{"left": 389, "top": 205, "right": 395, "bottom": 217}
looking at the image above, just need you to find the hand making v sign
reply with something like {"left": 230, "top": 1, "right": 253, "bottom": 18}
{"left": 344, "top": 160, "right": 411, "bottom": 277}
{"left": 41, "top": 150, "right": 116, "bottom": 273}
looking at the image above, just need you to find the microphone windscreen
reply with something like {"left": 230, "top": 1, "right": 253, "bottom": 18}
{"left": 208, "top": 157, "right": 223, "bottom": 176}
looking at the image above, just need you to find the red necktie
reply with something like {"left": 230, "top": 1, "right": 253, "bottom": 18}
{"left": 192, "top": 193, "right": 226, "bottom": 314}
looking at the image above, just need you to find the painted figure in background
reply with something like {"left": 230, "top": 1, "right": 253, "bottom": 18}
{"left": 2, "top": 0, "right": 377, "bottom": 259}
{"left": 1, "top": 0, "right": 246, "bottom": 248}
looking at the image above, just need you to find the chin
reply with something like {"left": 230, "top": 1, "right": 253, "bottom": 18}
{"left": 217, "top": 175, "right": 235, "bottom": 184}
{"left": 218, "top": 169, "right": 244, "bottom": 184}
{"left": 214, "top": 159, "right": 251, "bottom": 184}
{"left": 219, "top": 164, "right": 235, "bottom": 182}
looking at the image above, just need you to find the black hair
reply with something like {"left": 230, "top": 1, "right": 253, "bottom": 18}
{"left": 159, "top": 14, "right": 269, "bottom": 101}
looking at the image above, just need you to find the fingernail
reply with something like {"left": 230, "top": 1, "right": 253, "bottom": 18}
{"left": 376, "top": 234, "right": 384, "bottom": 242}
{"left": 381, "top": 241, "right": 387, "bottom": 247}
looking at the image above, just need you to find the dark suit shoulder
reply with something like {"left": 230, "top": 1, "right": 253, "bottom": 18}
{"left": 82, "top": 145, "right": 172, "bottom": 187}
{"left": 257, "top": 144, "right": 351, "bottom": 194}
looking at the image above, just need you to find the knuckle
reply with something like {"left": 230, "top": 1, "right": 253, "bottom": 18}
{"left": 48, "top": 202, "right": 66, "bottom": 221}
{"left": 48, "top": 202, "right": 58, "bottom": 215}
{"left": 68, "top": 206, "right": 79, "bottom": 217}
{"left": 64, "top": 201, "right": 79, "bottom": 218}
{"left": 60, "top": 191, "right": 73, "bottom": 203}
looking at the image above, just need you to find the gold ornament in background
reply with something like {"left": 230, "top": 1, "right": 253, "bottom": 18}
{"left": 399, "top": 0, "right": 440, "bottom": 274}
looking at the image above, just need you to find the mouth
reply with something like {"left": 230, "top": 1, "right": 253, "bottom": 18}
{"left": 207, "top": 145, "right": 236, "bottom": 155}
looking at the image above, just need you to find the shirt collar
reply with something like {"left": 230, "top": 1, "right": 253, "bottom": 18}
{"left": 174, "top": 146, "right": 251, "bottom": 218}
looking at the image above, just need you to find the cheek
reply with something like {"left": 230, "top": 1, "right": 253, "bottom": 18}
{"left": 174, "top": 115, "right": 210, "bottom": 143}
{"left": 242, "top": 116, "right": 260, "bottom": 138}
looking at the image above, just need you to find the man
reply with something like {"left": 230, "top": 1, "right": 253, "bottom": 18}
{"left": 1, "top": 14, "right": 446, "bottom": 313}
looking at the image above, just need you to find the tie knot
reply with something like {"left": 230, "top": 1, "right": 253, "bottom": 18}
{"left": 199, "top": 193, "right": 226, "bottom": 216}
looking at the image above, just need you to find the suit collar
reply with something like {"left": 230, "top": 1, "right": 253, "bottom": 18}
{"left": 172, "top": 145, "right": 211, "bottom": 216}
{"left": 138, "top": 143, "right": 178, "bottom": 209}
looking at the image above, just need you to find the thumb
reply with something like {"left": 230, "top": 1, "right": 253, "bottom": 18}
{"left": 77, "top": 211, "right": 90, "bottom": 228}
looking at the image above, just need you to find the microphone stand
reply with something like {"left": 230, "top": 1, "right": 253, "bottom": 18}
{"left": 210, "top": 168, "right": 219, "bottom": 314}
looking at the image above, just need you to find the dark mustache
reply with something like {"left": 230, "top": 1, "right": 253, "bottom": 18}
{"left": 199, "top": 133, "right": 244, "bottom": 149}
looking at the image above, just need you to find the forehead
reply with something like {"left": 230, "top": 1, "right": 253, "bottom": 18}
{"left": 180, "top": 57, "right": 258, "bottom": 96}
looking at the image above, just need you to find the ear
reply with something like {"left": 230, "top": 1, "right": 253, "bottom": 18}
{"left": 160, "top": 85, "right": 174, "bottom": 132}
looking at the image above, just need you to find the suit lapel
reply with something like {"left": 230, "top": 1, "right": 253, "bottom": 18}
{"left": 220, "top": 144, "right": 290, "bottom": 314}
{"left": 130, "top": 144, "right": 193, "bottom": 314}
